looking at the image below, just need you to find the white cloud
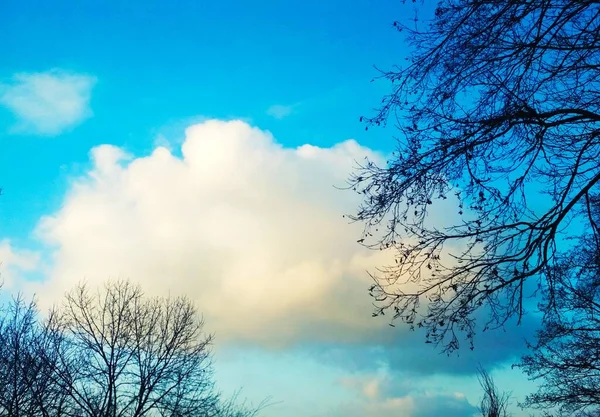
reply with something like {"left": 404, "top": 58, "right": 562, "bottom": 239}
{"left": 31, "top": 119, "right": 394, "bottom": 346}
{"left": 346, "top": 396, "right": 415, "bottom": 416}
{"left": 0, "top": 240, "right": 40, "bottom": 289}
{"left": 334, "top": 384, "right": 477, "bottom": 417}
{"left": 266, "top": 104, "right": 295, "bottom": 119}
{"left": 0, "top": 69, "right": 96, "bottom": 135}
{"left": 352, "top": 394, "right": 478, "bottom": 417}
{"left": 340, "top": 374, "right": 386, "bottom": 401}
{"left": 336, "top": 374, "right": 479, "bottom": 417}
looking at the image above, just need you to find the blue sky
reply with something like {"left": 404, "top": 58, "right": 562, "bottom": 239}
{"left": 0, "top": 1, "right": 538, "bottom": 416}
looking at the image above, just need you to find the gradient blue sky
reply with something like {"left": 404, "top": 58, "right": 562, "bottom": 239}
{"left": 0, "top": 1, "right": 538, "bottom": 416}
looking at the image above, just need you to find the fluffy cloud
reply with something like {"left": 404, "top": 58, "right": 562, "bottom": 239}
{"left": 338, "top": 393, "right": 479, "bottom": 417}
{"left": 31, "top": 119, "right": 394, "bottom": 346}
{"left": 22, "top": 117, "right": 533, "bottom": 381}
{"left": 266, "top": 104, "right": 295, "bottom": 119}
{"left": 0, "top": 240, "right": 39, "bottom": 289}
{"left": 0, "top": 69, "right": 96, "bottom": 135}
{"left": 337, "top": 370, "right": 479, "bottom": 417}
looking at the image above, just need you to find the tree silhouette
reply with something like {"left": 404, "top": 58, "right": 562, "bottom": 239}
{"left": 348, "top": 0, "right": 600, "bottom": 352}
{"left": 0, "top": 295, "right": 69, "bottom": 416}
{"left": 47, "top": 280, "right": 217, "bottom": 417}
{"left": 0, "top": 280, "right": 264, "bottom": 417}
{"left": 516, "top": 202, "right": 600, "bottom": 416}
{"left": 477, "top": 367, "right": 511, "bottom": 417}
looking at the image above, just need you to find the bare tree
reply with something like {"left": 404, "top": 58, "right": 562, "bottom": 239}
{"left": 0, "top": 295, "right": 69, "bottom": 417}
{"left": 213, "top": 390, "right": 271, "bottom": 417}
{"left": 0, "top": 281, "right": 265, "bottom": 417}
{"left": 0, "top": 295, "right": 42, "bottom": 416}
{"left": 477, "top": 367, "right": 511, "bottom": 417}
{"left": 516, "top": 217, "right": 600, "bottom": 416}
{"left": 48, "top": 280, "right": 218, "bottom": 417}
{"left": 348, "top": 0, "right": 600, "bottom": 352}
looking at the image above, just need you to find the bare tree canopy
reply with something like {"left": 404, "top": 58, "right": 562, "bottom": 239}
{"left": 349, "top": 0, "right": 600, "bottom": 352}
{"left": 477, "top": 367, "right": 511, "bottom": 417}
{"left": 50, "top": 280, "right": 217, "bottom": 417}
{"left": 0, "top": 295, "right": 69, "bottom": 417}
{"left": 517, "top": 205, "right": 600, "bottom": 416}
{"left": 0, "top": 280, "right": 264, "bottom": 417}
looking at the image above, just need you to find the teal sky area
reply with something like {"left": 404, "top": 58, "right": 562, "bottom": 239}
{"left": 0, "top": 1, "right": 538, "bottom": 416}
{"left": 1, "top": 0, "right": 400, "bottom": 242}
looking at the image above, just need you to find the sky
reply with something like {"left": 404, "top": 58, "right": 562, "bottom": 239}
{"left": 0, "top": 1, "right": 539, "bottom": 416}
